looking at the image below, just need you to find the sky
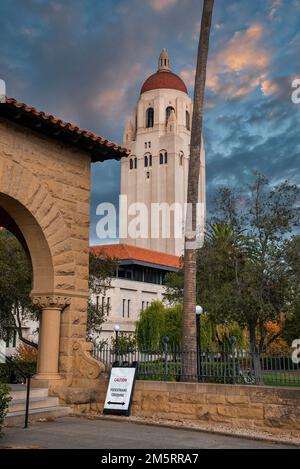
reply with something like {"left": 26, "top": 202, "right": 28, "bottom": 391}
{"left": 0, "top": 0, "right": 300, "bottom": 245}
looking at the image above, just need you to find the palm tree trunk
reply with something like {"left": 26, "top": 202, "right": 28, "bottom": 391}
{"left": 182, "top": 0, "right": 214, "bottom": 382}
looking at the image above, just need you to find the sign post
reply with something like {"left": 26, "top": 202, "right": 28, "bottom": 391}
{"left": 103, "top": 363, "right": 138, "bottom": 416}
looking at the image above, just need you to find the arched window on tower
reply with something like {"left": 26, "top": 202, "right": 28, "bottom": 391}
{"left": 129, "top": 159, "right": 133, "bottom": 170}
{"left": 166, "top": 106, "right": 175, "bottom": 124}
{"left": 146, "top": 107, "right": 154, "bottom": 128}
{"left": 134, "top": 157, "right": 137, "bottom": 169}
{"left": 186, "top": 111, "right": 190, "bottom": 130}
{"left": 144, "top": 153, "right": 152, "bottom": 167}
{"left": 160, "top": 150, "right": 168, "bottom": 165}
{"left": 179, "top": 151, "right": 184, "bottom": 166}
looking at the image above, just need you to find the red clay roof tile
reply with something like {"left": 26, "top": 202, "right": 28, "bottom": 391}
{"left": 91, "top": 243, "right": 180, "bottom": 270}
{"left": 1, "top": 98, "right": 129, "bottom": 161}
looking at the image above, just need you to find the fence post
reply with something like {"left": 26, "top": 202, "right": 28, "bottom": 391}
{"left": 230, "top": 336, "right": 237, "bottom": 385}
{"left": 162, "top": 336, "right": 169, "bottom": 381}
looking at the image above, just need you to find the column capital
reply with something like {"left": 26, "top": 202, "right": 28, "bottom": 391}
{"left": 32, "top": 295, "right": 71, "bottom": 310}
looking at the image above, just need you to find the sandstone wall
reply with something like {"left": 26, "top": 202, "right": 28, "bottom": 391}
{"left": 70, "top": 379, "right": 300, "bottom": 436}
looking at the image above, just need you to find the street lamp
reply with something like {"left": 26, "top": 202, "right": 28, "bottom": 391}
{"left": 114, "top": 324, "right": 120, "bottom": 362}
{"left": 195, "top": 305, "right": 204, "bottom": 382}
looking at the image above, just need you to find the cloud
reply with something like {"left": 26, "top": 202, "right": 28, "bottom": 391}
{"left": 269, "top": 0, "right": 283, "bottom": 19}
{"left": 92, "top": 64, "right": 143, "bottom": 119}
{"left": 181, "top": 23, "right": 271, "bottom": 101}
{"left": 148, "top": 0, "right": 177, "bottom": 11}
{"left": 261, "top": 79, "right": 280, "bottom": 96}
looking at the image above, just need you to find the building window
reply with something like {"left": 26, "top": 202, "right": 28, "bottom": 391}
{"left": 179, "top": 151, "right": 184, "bottom": 166}
{"left": 96, "top": 295, "right": 100, "bottom": 312}
{"left": 148, "top": 142, "right": 151, "bottom": 148}
{"left": 142, "top": 301, "right": 144, "bottom": 312}
{"left": 166, "top": 106, "right": 175, "bottom": 124}
{"left": 149, "top": 154, "right": 152, "bottom": 167}
{"left": 144, "top": 155, "right": 148, "bottom": 167}
{"left": 129, "top": 159, "right": 133, "bottom": 170}
{"left": 146, "top": 171, "right": 150, "bottom": 179}
{"left": 127, "top": 300, "right": 130, "bottom": 318}
{"left": 186, "top": 110, "right": 190, "bottom": 130}
{"left": 146, "top": 107, "right": 154, "bottom": 128}
{"left": 134, "top": 157, "right": 137, "bottom": 169}
{"left": 107, "top": 297, "right": 110, "bottom": 316}
{"left": 159, "top": 150, "right": 168, "bottom": 165}
{"left": 122, "top": 299, "right": 126, "bottom": 318}
{"left": 145, "top": 142, "right": 147, "bottom": 149}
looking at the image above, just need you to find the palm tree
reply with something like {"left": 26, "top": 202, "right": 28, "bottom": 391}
{"left": 182, "top": 0, "right": 214, "bottom": 381}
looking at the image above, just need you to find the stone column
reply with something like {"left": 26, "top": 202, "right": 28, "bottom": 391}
{"left": 32, "top": 296, "right": 71, "bottom": 381}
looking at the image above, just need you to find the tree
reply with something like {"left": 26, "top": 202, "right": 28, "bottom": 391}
{"left": 0, "top": 229, "right": 38, "bottom": 349}
{"left": 206, "top": 174, "right": 300, "bottom": 382}
{"left": 282, "top": 235, "right": 300, "bottom": 344}
{"left": 136, "top": 301, "right": 165, "bottom": 350}
{"left": 165, "top": 174, "right": 300, "bottom": 383}
{"left": 182, "top": 0, "right": 214, "bottom": 381}
{"left": 87, "top": 252, "right": 117, "bottom": 341}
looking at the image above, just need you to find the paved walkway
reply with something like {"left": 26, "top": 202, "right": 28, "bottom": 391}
{"left": 1, "top": 417, "right": 294, "bottom": 449}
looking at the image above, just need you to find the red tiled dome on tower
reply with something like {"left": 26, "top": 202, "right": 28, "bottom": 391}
{"left": 140, "top": 49, "right": 188, "bottom": 95}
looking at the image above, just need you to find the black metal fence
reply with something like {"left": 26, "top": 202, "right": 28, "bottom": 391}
{"left": 92, "top": 344, "right": 300, "bottom": 387}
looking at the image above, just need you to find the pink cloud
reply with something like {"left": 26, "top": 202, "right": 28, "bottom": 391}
{"left": 149, "top": 0, "right": 177, "bottom": 12}
{"left": 261, "top": 79, "right": 280, "bottom": 96}
{"left": 181, "top": 23, "right": 271, "bottom": 101}
{"left": 92, "top": 63, "right": 143, "bottom": 118}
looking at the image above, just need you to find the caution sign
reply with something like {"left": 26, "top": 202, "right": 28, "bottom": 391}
{"left": 103, "top": 364, "right": 138, "bottom": 416}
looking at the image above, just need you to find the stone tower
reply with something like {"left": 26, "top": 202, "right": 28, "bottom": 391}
{"left": 120, "top": 50, "right": 205, "bottom": 257}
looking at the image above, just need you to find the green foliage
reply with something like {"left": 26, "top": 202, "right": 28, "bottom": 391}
{"left": 0, "top": 361, "right": 37, "bottom": 384}
{"left": 111, "top": 333, "right": 136, "bottom": 354}
{"left": 136, "top": 301, "right": 165, "bottom": 350}
{"left": 87, "top": 252, "right": 117, "bottom": 340}
{"left": 0, "top": 230, "right": 38, "bottom": 346}
{"left": 164, "top": 173, "right": 300, "bottom": 354}
{"left": 135, "top": 302, "right": 223, "bottom": 350}
{"left": 283, "top": 236, "right": 300, "bottom": 344}
{"left": 0, "top": 384, "right": 11, "bottom": 437}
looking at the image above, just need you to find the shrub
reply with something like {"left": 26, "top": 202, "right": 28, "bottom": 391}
{"left": 0, "top": 361, "right": 37, "bottom": 384}
{"left": 0, "top": 384, "right": 11, "bottom": 437}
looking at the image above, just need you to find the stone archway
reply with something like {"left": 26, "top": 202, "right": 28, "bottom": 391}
{"left": 0, "top": 161, "right": 79, "bottom": 382}
{"left": 0, "top": 97, "right": 128, "bottom": 400}
{"left": 0, "top": 156, "right": 105, "bottom": 389}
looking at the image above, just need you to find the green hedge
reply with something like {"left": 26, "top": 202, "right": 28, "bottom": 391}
{"left": 0, "top": 361, "right": 37, "bottom": 384}
{"left": 0, "top": 384, "right": 12, "bottom": 438}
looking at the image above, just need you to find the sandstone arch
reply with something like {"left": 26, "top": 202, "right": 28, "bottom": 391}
{"left": 0, "top": 160, "right": 76, "bottom": 296}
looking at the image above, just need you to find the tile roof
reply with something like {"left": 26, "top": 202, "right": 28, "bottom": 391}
{"left": 0, "top": 98, "right": 129, "bottom": 162}
{"left": 141, "top": 71, "right": 188, "bottom": 95}
{"left": 91, "top": 243, "right": 181, "bottom": 270}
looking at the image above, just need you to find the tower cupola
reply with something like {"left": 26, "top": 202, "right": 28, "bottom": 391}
{"left": 158, "top": 48, "right": 171, "bottom": 72}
